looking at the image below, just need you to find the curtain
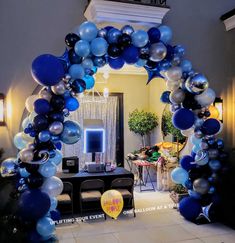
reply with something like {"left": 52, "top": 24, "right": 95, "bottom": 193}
{"left": 62, "top": 96, "right": 117, "bottom": 169}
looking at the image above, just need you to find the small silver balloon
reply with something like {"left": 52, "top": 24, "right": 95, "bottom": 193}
{"left": 51, "top": 81, "right": 66, "bottom": 95}
{"left": 41, "top": 176, "right": 64, "bottom": 197}
{"left": 19, "top": 148, "right": 34, "bottom": 163}
{"left": 0, "top": 158, "right": 18, "bottom": 177}
{"left": 166, "top": 80, "right": 181, "bottom": 91}
{"left": 27, "top": 143, "right": 36, "bottom": 150}
{"left": 98, "top": 28, "right": 107, "bottom": 38}
{"left": 169, "top": 88, "right": 185, "bottom": 104}
{"left": 195, "top": 88, "right": 216, "bottom": 107}
{"left": 194, "top": 129, "right": 204, "bottom": 139}
{"left": 199, "top": 141, "right": 209, "bottom": 150}
{"left": 39, "top": 88, "right": 52, "bottom": 102}
{"left": 121, "top": 25, "right": 134, "bottom": 35}
{"left": 193, "top": 178, "right": 210, "bottom": 195}
{"left": 166, "top": 66, "right": 183, "bottom": 82}
{"left": 195, "top": 150, "right": 209, "bottom": 165}
{"left": 194, "top": 118, "right": 204, "bottom": 128}
{"left": 171, "top": 55, "right": 181, "bottom": 66}
{"left": 208, "top": 149, "right": 219, "bottom": 159}
{"left": 149, "top": 42, "right": 167, "bottom": 62}
{"left": 49, "top": 121, "right": 64, "bottom": 135}
{"left": 185, "top": 73, "right": 209, "bottom": 95}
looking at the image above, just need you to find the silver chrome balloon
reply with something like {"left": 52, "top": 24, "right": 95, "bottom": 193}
{"left": 0, "top": 158, "right": 18, "bottom": 177}
{"left": 149, "top": 42, "right": 167, "bottom": 62}
{"left": 166, "top": 66, "right": 183, "bottom": 82}
{"left": 195, "top": 88, "right": 216, "bottom": 107}
{"left": 98, "top": 28, "right": 107, "bottom": 38}
{"left": 169, "top": 88, "right": 185, "bottom": 104}
{"left": 19, "top": 148, "right": 34, "bottom": 163}
{"left": 39, "top": 88, "right": 52, "bottom": 101}
{"left": 49, "top": 121, "right": 64, "bottom": 135}
{"left": 121, "top": 25, "right": 134, "bottom": 35}
{"left": 51, "top": 81, "right": 66, "bottom": 95}
{"left": 194, "top": 129, "right": 204, "bottom": 139}
{"left": 193, "top": 178, "right": 210, "bottom": 195}
{"left": 185, "top": 73, "right": 209, "bottom": 95}
{"left": 195, "top": 150, "right": 209, "bottom": 165}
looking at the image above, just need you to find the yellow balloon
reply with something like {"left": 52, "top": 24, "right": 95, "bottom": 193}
{"left": 101, "top": 190, "right": 124, "bottom": 219}
{"left": 209, "top": 105, "right": 219, "bottom": 119}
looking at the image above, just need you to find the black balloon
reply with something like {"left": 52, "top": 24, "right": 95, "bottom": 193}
{"left": 145, "top": 60, "right": 157, "bottom": 69}
{"left": 49, "top": 112, "right": 65, "bottom": 123}
{"left": 23, "top": 163, "right": 39, "bottom": 174}
{"left": 68, "top": 49, "right": 82, "bottom": 64}
{"left": 71, "top": 79, "right": 86, "bottom": 93}
{"left": 93, "top": 56, "right": 106, "bottom": 67}
{"left": 50, "top": 95, "right": 65, "bottom": 111}
{"left": 27, "top": 173, "right": 43, "bottom": 189}
{"left": 108, "top": 44, "right": 122, "bottom": 58}
{"left": 140, "top": 46, "right": 150, "bottom": 60}
{"left": 33, "top": 115, "right": 48, "bottom": 132}
{"left": 65, "top": 33, "right": 80, "bottom": 48}
{"left": 118, "top": 34, "right": 132, "bottom": 48}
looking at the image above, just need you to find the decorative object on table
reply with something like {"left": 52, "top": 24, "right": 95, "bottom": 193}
{"left": 62, "top": 156, "right": 79, "bottom": 173}
{"left": 128, "top": 109, "right": 158, "bottom": 147}
{"left": 169, "top": 184, "right": 188, "bottom": 208}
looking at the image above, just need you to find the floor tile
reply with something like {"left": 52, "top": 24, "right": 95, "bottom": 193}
{"left": 200, "top": 233, "right": 235, "bottom": 243}
{"left": 175, "top": 239, "right": 203, "bottom": 243}
{"left": 75, "top": 233, "right": 118, "bottom": 243}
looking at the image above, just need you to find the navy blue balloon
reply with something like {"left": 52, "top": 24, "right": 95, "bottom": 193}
{"left": 172, "top": 108, "right": 195, "bottom": 130}
{"left": 33, "top": 115, "right": 49, "bottom": 132}
{"left": 160, "top": 91, "right": 171, "bottom": 104}
{"left": 93, "top": 56, "right": 106, "bottom": 67}
{"left": 28, "top": 230, "right": 43, "bottom": 242}
{"left": 49, "top": 112, "right": 64, "bottom": 123}
{"left": 180, "top": 155, "right": 196, "bottom": 171}
{"left": 107, "top": 28, "right": 121, "bottom": 44}
{"left": 50, "top": 209, "right": 61, "bottom": 221}
{"left": 179, "top": 197, "right": 201, "bottom": 221}
{"left": 147, "top": 27, "right": 160, "bottom": 43}
{"left": 108, "top": 56, "right": 125, "bottom": 69}
{"left": 201, "top": 118, "right": 221, "bottom": 135}
{"left": 34, "top": 99, "right": 51, "bottom": 115}
{"left": 18, "top": 189, "right": 51, "bottom": 221}
{"left": 31, "top": 54, "right": 65, "bottom": 86}
{"left": 122, "top": 45, "right": 139, "bottom": 64}
{"left": 191, "top": 151, "right": 196, "bottom": 159}
{"left": 71, "top": 79, "right": 86, "bottom": 93}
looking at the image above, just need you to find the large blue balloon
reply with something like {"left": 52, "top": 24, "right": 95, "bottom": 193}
{"left": 171, "top": 167, "right": 189, "bottom": 184}
{"left": 179, "top": 197, "right": 201, "bottom": 221}
{"left": 60, "top": 121, "right": 82, "bottom": 144}
{"left": 74, "top": 40, "right": 90, "bottom": 57}
{"left": 172, "top": 108, "right": 195, "bottom": 130}
{"left": 49, "top": 150, "right": 62, "bottom": 165}
{"left": 69, "top": 64, "right": 85, "bottom": 79}
{"left": 77, "top": 21, "right": 98, "bottom": 41}
{"left": 108, "top": 56, "right": 125, "bottom": 69}
{"left": 34, "top": 99, "right": 50, "bottom": 115}
{"left": 180, "top": 155, "right": 196, "bottom": 171}
{"left": 83, "top": 75, "right": 95, "bottom": 89}
{"left": 131, "top": 30, "right": 149, "bottom": 48}
{"left": 201, "top": 118, "right": 221, "bottom": 135}
{"left": 31, "top": 54, "right": 65, "bottom": 86}
{"left": 90, "top": 37, "right": 108, "bottom": 57}
{"left": 36, "top": 217, "right": 55, "bottom": 237}
{"left": 65, "top": 97, "right": 79, "bottom": 111}
{"left": 18, "top": 189, "right": 51, "bottom": 221}
{"left": 158, "top": 25, "right": 172, "bottom": 44}
{"left": 122, "top": 45, "right": 139, "bottom": 64}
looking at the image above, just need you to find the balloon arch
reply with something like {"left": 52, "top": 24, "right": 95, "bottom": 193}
{"left": 1, "top": 21, "right": 227, "bottom": 241}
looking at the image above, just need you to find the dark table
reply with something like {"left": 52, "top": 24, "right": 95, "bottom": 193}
{"left": 57, "top": 167, "right": 134, "bottom": 213}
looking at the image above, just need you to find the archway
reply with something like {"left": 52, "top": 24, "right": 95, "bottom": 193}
{"left": 0, "top": 21, "right": 226, "bottom": 241}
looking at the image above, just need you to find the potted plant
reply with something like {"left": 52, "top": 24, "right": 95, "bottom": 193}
{"left": 169, "top": 184, "right": 188, "bottom": 208}
{"left": 128, "top": 109, "right": 158, "bottom": 147}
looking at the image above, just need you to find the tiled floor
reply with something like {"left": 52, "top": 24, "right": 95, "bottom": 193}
{"left": 56, "top": 184, "right": 235, "bottom": 243}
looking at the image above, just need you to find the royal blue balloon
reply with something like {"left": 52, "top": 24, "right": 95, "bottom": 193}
{"left": 77, "top": 21, "right": 98, "bottom": 41}
{"left": 147, "top": 27, "right": 161, "bottom": 43}
{"left": 34, "top": 99, "right": 50, "bottom": 115}
{"left": 180, "top": 155, "right": 196, "bottom": 171}
{"left": 174, "top": 45, "right": 185, "bottom": 57}
{"left": 60, "top": 121, "right": 82, "bottom": 144}
{"left": 122, "top": 45, "right": 139, "bottom": 64}
{"left": 50, "top": 209, "right": 61, "bottom": 221}
{"left": 107, "top": 28, "right": 121, "bottom": 43}
{"left": 69, "top": 64, "right": 85, "bottom": 79}
{"left": 201, "top": 118, "right": 221, "bottom": 135}
{"left": 74, "top": 40, "right": 90, "bottom": 57}
{"left": 191, "top": 151, "right": 196, "bottom": 159}
{"left": 108, "top": 56, "right": 125, "bottom": 69}
{"left": 160, "top": 91, "right": 171, "bottom": 104}
{"left": 83, "top": 75, "right": 95, "bottom": 89}
{"left": 172, "top": 108, "right": 195, "bottom": 130}
{"left": 36, "top": 217, "right": 55, "bottom": 237}
{"left": 65, "top": 97, "right": 79, "bottom": 111}
{"left": 179, "top": 197, "right": 201, "bottom": 221}
{"left": 55, "top": 142, "right": 62, "bottom": 150}
{"left": 18, "top": 189, "right": 51, "bottom": 221}
{"left": 39, "top": 130, "right": 51, "bottom": 142}
{"left": 90, "top": 37, "right": 108, "bottom": 57}
{"left": 181, "top": 60, "right": 192, "bottom": 73}
{"left": 131, "top": 30, "right": 149, "bottom": 48}
{"left": 19, "top": 168, "right": 30, "bottom": 178}
{"left": 158, "top": 25, "right": 172, "bottom": 44}
{"left": 31, "top": 54, "right": 65, "bottom": 86}
{"left": 50, "top": 197, "right": 58, "bottom": 211}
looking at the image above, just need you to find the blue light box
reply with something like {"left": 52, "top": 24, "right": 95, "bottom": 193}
{"left": 84, "top": 128, "right": 105, "bottom": 153}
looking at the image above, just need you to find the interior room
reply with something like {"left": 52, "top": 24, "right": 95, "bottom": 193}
{"left": 0, "top": 0, "right": 235, "bottom": 243}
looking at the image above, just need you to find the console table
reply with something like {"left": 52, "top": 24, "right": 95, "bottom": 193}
{"left": 57, "top": 167, "right": 134, "bottom": 213}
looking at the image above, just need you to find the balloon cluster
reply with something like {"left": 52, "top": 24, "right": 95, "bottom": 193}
{"left": 0, "top": 21, "right": 227, "bottom": 239}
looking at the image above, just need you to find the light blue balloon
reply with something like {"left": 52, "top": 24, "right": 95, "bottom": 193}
{"left": 82, "top": 58, "right": 94, "bottom": 70}
{"left": 14, "top": 133, "right": 28, "bottom": 150}
{"left": 74, "top": 40, "right": 90, "bottom": 57}
{"left": 190, "top": 135, "right": 202, "bottom": 146}
{"left": 22, "top": 117, "right": 30, "bottom": 130}
{"left": 19, "top": 168, "right": 30, "bottom": 178}
{"left": 77, "top": 21, "right": 98, "bottom": 41}
{"left": 181, "top": 60, "right": 192, "bottom": 73}
{"left": 60, "top": 120, "right": 82, "bottom": 145}
{"left": 158, "top": 25, "right": 172, "bottom": 44}
{"left": 135, "top": 58, "right": 147, "bottom": 67}
{"left": 90, "top": 37, "right": 108, "bottom": 57}
{"left": 69, "top": 64, "right": 85, "bottom": 79}
{"left": 50, "top": 197, "right": 58, "bottom": 211}
{"left": 131, "top": 30, "right": 149, "bottom": 48}
{"left": 49, "top": 150, "right": 62, "bottom": 165}
{"left": 171, "top": 167, "right": 189, "bottom": 184}
{"left": 36, "top": 217, "right": 55, "bottom": 237}
{"left": 192, "top": 144, "right": 201, "bottom": 154}
{"left": 39, "top": 130, "right": 51, "bottom": 142}
{"left": 39, "top": 161, "right": 57, "bottom": 178}
{"left": 83, "top": 75, "right": 95, "bottom": 89}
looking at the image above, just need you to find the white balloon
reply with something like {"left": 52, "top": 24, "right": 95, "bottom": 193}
{"left": 25, "top": 95, "right": 38, "bottom": 112}
{"left": 166, "top": 66, "right": 183, "bottom": 82}
{"left": 181, "top": 127, "right": 194, "bottom": 137}
{"left": 194, "top": 88, "right": 216, "bottom": 107}
{"left": 41, "top": 176, "right": 63, "bottom": 197}
{"left": 166, "top": 80, "right": 181, "bottom": 91}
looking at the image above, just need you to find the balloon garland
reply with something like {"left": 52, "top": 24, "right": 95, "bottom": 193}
{"left": 0, "top": 21, "right": 227, "bottom": 240}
